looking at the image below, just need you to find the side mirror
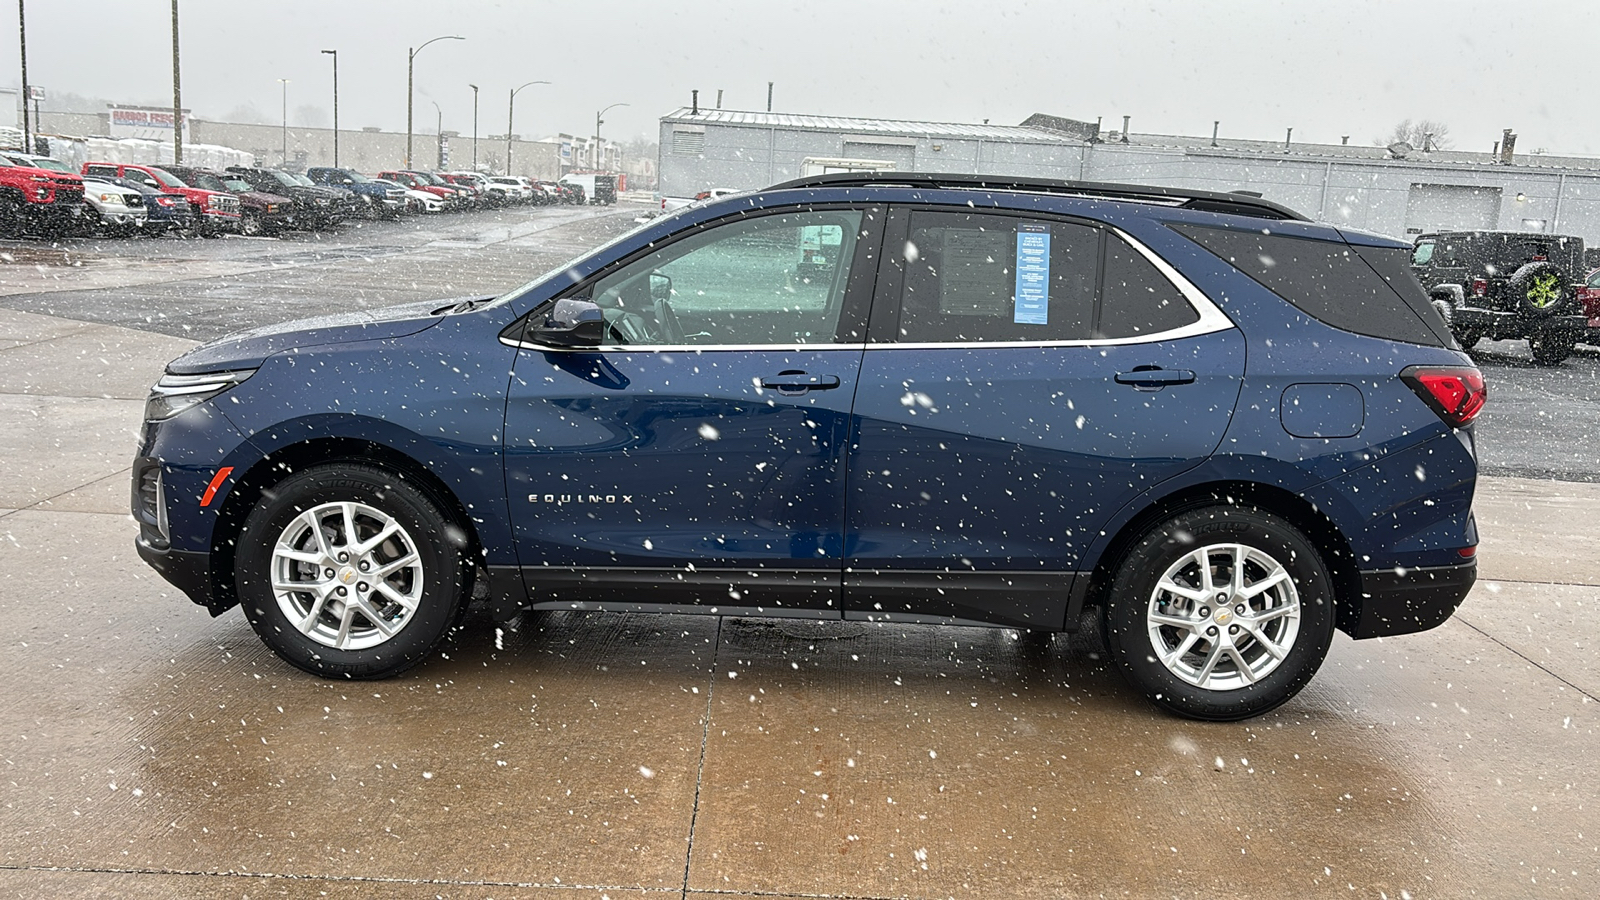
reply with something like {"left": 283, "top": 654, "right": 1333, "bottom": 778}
{"left": 649, "top": 271, "right": 673, "bottom": 304}
{"left": 534, "top": 298, "right": 605, "bottom": 348}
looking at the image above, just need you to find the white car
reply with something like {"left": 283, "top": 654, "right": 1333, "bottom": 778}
{"left": 80, "top": 177, "right": 149, "bottom": 233}
{"left": 373, "top": 178, "right": 443, "bottom": 213}
{"left": 661, "top": 187, "right": 739, "bottom": 213}
{"left": 488, "top": 176, "right": 533, "bottom": 202}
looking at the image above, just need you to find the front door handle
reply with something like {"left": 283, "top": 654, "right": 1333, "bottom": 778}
{"left": 761, "top": 372, "right": 841, "bottom": 394}
{"left": 1115, "top": 367, "right": 1197, "bottom": 389}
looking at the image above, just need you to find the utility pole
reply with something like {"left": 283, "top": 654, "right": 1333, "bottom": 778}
{"left": 469, "top": 84, "right": 478, "bottom": 170}
{"left": 322, "top": 49, "right": 338, "bottom": 167}
{"left": 278, "top": 79, "right": 289, "bottom": 167}
{"left": 171, "top": 0, "right": 181, "bottom": 163}
{"left": 18, "top": 0, "right": 29, "bottom": 155}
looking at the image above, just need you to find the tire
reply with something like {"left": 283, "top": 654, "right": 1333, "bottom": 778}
{"left": 240, "top": 211, "right": 264, "bottom": 237}
{"left": 1452, "top": 327, "right": 1484, "bottom": 351}
{"left": 0, "top": 197, "right": 24, "bottom": 239}
{"left": 1505, "top": 261, "right": 1567, "bottom": 317}
{"left": 1102, "top": 504, "right": 1336, "bottom": 721}
{"left": 235, "top": 463, "right": 470, "bottom": 679}
{"left": 1529, "top": 333, "right": 1576, "bottom": 367}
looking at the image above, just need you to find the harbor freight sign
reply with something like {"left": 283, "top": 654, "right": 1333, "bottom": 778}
{"left": 109, "top": 106, "right": 189, "bottom": 142}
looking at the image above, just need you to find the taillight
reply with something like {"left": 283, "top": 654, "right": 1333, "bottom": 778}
{"left": 1401, "top": 365, "right": 1486, "bottom": 428}
{"left": 1471, "top": 277, "right": 1488, "bottom": 297}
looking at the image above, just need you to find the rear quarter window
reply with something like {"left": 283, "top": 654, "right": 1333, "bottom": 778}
{"left": 1174, "top": 224, "right": 1448, "bottom": 348}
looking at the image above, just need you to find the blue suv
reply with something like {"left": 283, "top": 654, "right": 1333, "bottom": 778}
{"left": 133, "top": 173, "right": 1483, "bottom": 720}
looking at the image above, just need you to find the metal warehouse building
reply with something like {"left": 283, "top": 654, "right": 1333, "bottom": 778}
{"left": 659, "top": 107, "right": 1600, "bottom": 243}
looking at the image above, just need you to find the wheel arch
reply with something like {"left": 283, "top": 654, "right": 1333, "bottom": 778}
{"left": 206, "top": 436, "right": 485, "bottom": 613}
{"left": 1074, "top": 479, "right": 1364, "bottom": 636}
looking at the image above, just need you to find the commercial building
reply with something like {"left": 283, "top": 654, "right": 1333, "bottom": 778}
{"left": 659, "top": 107, "right": 1600, "bottom": 242}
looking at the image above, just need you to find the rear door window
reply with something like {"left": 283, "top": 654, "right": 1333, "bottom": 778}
{"left": 891, "top": 211, "right": 1098, "bottom": 342}
{"left": 883, "top": 210, "right": 1203, "bottom": 344}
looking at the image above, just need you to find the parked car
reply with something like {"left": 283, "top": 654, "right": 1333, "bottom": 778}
{"left": 105, "top": 176, "right": 193, "bottom": 235}
{"left": 376, "top": 170, "right": 469, "bottom": 210}
{"left": 81, "top": 162, "right": 240, "bottom": 236}
{"left": 489, "top": 175, "right": 534, "bottom": 203}
{"left": 1410, "top": 229, "right": 1595, "bottom": 365}
{"left": 372, "top": 177, "right": 443, "bottom": 213}
{"left": 225, "top": 167, "right": 353, "bottom": 230}
{"left": 164, "top": 166, "right": 296, "bottom": 236}
{"left": 439, "top": 172, "right": 496, "bottom": 206}
{"left": 0, "top": 152, "right": 84, "bottom": 238}
{"left": 133, "top": 172, "right": 1481, "bottom": 721}
{"left": 1578, "top": 268, "right": 1600, "bottom": 335}
{"left": 661, "top": 187, "right": 739, "bottom": 214}
{"left": 77, "top": 175, "right": 148, "bottom": 235}
{"left": 305, "top": 168, "right": 406, "bottom": 219}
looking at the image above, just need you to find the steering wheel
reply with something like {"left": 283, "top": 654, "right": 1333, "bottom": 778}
{"left": 653, "top": 297, "right": 686, "bottom": 344}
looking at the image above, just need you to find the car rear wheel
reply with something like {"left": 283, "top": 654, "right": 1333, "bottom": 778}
{"left": 1102, "top": 504, "right": 1335, "bottom": 721}
{"left": 236, "top": 463, "right": 470, "bottom": 679}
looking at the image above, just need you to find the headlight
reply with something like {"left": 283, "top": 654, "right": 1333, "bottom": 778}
{"left": 144, "top": 370, "right": 255, "bottom": 422}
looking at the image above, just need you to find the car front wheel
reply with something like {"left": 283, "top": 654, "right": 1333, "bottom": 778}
{"left": 235, "top": 463, "right": 469, "bottom": 679}
{"left": 1103, "top": 504, "right": 1335, "bottom": 721}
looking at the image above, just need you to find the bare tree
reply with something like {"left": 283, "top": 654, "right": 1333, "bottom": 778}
{"left": 292, "top": 104, "right": 330, "bottom": 128}
{"left": 1375, "top": 119, "right": 1453, "bottom": 151}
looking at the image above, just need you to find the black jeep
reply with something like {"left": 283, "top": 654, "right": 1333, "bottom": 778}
{"left": 1410, "top": 230, "right": 1595, "bottom": 365}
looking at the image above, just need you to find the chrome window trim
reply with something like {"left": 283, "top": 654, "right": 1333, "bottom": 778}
{"left": 500, "top": 338, "right": 869, "bottom": 353}
{"left": 502, "top": 226, "right": 1233, "bottom": 353}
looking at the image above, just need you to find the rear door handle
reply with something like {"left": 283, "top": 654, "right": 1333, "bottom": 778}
{"left": 1115, "top": 367, "right": 1197, "bottom": 388}
{"left": 761, "top": 372, "right": 841, "bottom": 393}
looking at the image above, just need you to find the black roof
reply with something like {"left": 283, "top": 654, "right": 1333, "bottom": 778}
{"left": 764, "top": 172, "right": 1307, "bottom": 222}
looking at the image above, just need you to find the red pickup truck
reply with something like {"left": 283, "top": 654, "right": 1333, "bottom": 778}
{"left": 0, "top": 152, "right": 84, "bottom": 238}
{"left": 81, "top": 162, "right": 241, "bottom": 236}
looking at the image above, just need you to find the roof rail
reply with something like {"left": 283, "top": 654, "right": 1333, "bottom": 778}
{"left": 763, "top": 172, "right": 1307, "bottom": 221}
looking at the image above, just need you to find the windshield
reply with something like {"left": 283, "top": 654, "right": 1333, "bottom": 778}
{"left": 189, "top": 173, "right": 229, "bottom": 192}
{"left": 342, "top": 171, "right": 372, "bottom": 183}
{"left": 292, "top": 174, "right": 316, "bottom": 187}
{"left": 221, "top": 178, "right": 253, "bottom": 192}
{"left": 269, "top": 171, "right": 299, "bottom": 187}
{"left": 147, "top": 168, "right": 187, "bottom": 188}
{"left": 25, "top": 157, "right": 73, "bottom": 173}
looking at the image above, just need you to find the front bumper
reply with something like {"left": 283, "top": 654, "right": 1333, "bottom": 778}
{"left": 1347, "top": 560, "right": 1476, "bottom": 638}
{"left": 136, "top": 537, "right": 227, "bottom": 613}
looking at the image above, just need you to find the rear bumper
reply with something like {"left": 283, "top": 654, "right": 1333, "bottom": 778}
{"left": 1455, "top": 307, "right": 1592, "bottom": 337}
{"left": 1346, "top": 560, "right": 1475, "bottom": 639}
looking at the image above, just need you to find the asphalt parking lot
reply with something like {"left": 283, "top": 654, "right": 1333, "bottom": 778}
{"left": 1, "top": 202, "right": 1597, "bottom": 898}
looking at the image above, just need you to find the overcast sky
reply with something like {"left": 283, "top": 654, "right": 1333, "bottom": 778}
{"left": 4, "top": 0, "right": 1596, "bottom": 156}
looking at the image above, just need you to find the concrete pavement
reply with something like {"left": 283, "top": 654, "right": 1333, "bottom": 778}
{"left": 0, "top": 295, "right": 1596, "bottom": 898}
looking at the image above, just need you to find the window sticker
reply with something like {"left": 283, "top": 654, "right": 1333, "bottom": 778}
{"left": 939, "top": 228, "right": 1011, "bottom": 316}
{"left": 1014, "top": 223, "right": 1051, "bottom": 325}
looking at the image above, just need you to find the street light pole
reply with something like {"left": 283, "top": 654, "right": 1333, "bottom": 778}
{"left": 17, "top": 0, "right": 29, "bottom": 156}
{"left": 278, "top": 78, "right": 289, "bottom": 167}
{"left": 469, "top": 84, "right": 478, "bottom": 170}
{"left": 321, "top": 49, "right": 338, "bottom": 167}
{"left": 406, "top": 35, "right": 463, "bottom": 169}
{"left": 171, "top": 0, "right": 181, "bottom": 163}
{"left": 595, "top": 102, "right": 628, "bottom": 170}
{"left": 431, "top": 100, "right": 443, "bottom": 169}
{"left": 506, "top": 80, "right": 550, "bottom": 176}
